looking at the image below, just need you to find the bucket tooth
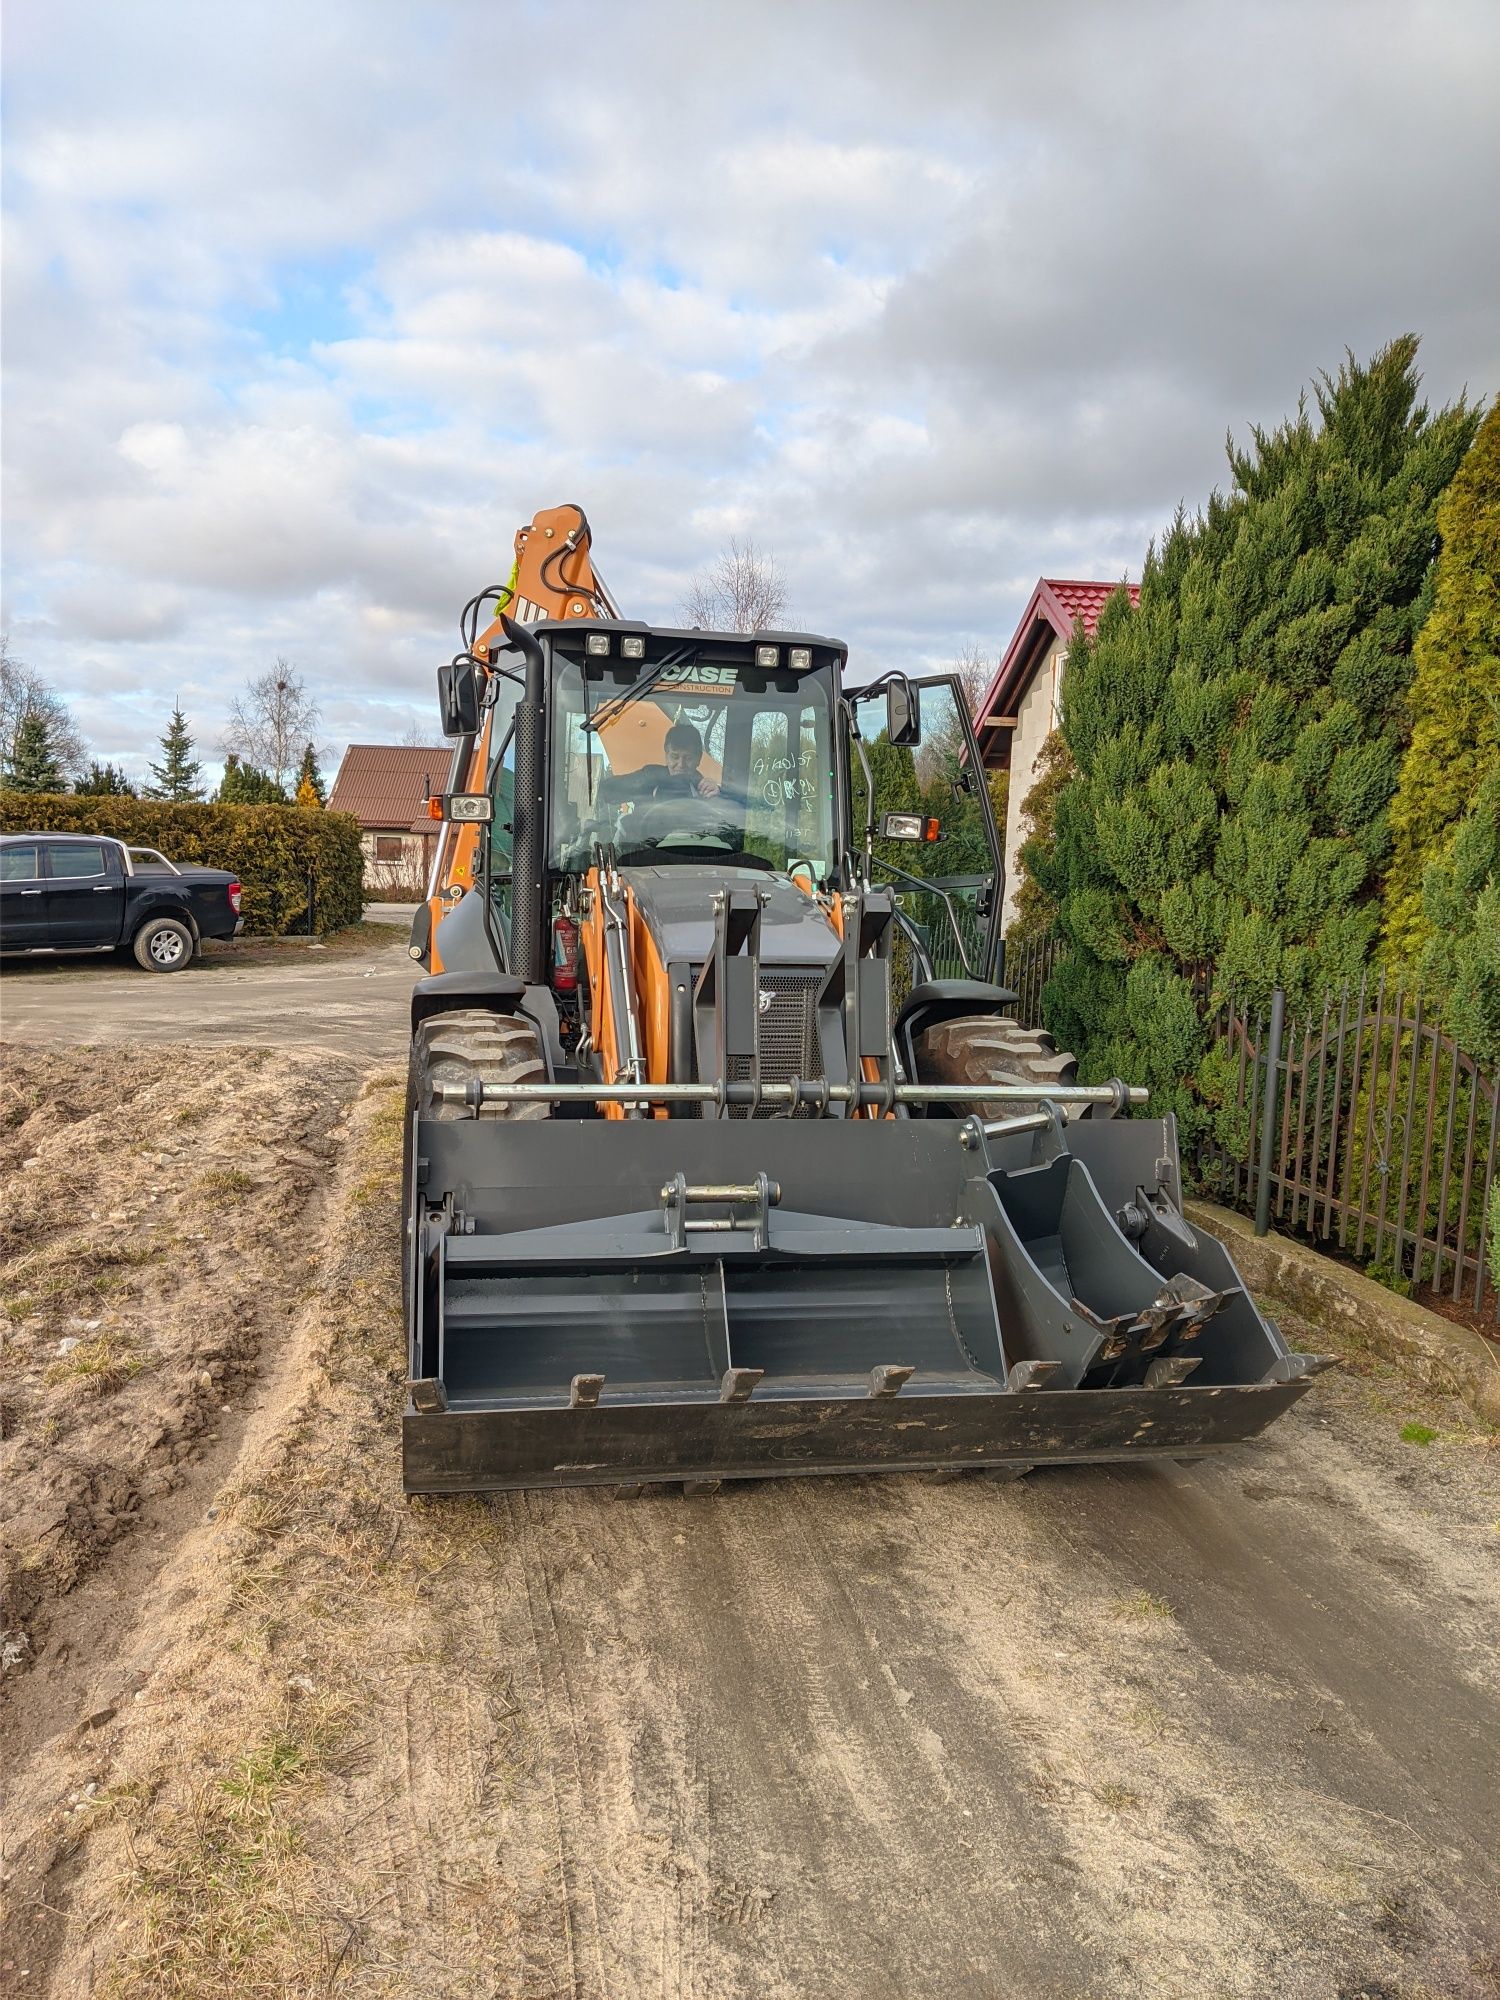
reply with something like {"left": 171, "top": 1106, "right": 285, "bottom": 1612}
{"left": 1006, "top": 1359, "right": 1060, "bottom": 1393}
{"left": 983, "top": 1463, "right": 1035, "bottom": 1482}
{"left": 569, "top": 1373, "right": 605, "bottom": 1408}
{"left": 1144, "top": 1355, "right": 1201, "bottom": 1389}
{"left": 683, "top": 1479, "right": 722, "bottom": 1497}
{"left": 869, "top": 1364, "right": 915, "bottom": 1398}
{"left": 720, "top": 1367, "right": 764, "bottom": 1403}
{"left": 1261, "top": 1353, "right": 1338, "bottom": 1384}
{"left": 409, "top": 1377, "right": 448, "bottom": 1413}
{"left": 610, "top": 1483, "right": 646, "bottom": 1500}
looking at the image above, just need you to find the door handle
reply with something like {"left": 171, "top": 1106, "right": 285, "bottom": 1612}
{"left": 93, "top": 884, "right": 115, "bottom": 891}
{"left": 20, "top": 889, "right": 42, "bottom": 897}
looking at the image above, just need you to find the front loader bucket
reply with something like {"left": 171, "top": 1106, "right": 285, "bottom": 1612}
{"left": 404, "top": 1115, "right": 1329, "bottom": 1493}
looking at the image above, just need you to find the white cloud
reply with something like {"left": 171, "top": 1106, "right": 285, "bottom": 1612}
{"left": 3, "top": 0, "right": 1497, "bottom": 783}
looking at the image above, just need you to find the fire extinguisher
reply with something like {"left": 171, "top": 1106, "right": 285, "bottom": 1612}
{"left": 551, "top": 912, "right": 580, "bottom": 993}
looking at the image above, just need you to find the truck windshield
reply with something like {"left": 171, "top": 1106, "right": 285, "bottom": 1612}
{"left": 549, "top": 661, "right": 839, "bottom": 881}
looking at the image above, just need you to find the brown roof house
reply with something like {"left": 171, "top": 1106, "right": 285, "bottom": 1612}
{"left": 973, "top": 579, "right": 1139, "bottom": 929}
{"left": 327, "top": 744, "right": 450, "bottom": 899}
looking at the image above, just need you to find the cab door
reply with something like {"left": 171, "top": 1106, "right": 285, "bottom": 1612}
{"left": 42, "top": 839, "right": 123, "bottom": 945}
{"left": 849, "top": 675, "right": 1005, "bottom": 981}
{"left": 0, "top": 841, "right": 47, "bottom": 947}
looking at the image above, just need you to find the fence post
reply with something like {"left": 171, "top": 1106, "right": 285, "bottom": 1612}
{"left": 1254, "top": 987, "right": 1285, "bottom": 1237}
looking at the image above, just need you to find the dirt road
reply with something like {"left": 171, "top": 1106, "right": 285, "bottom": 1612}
{"left": 0, "top": 933, "right": 414, "bottom": 1063}
{"left": 2, "top": 1044, "right": 1497, "bottom": 1999}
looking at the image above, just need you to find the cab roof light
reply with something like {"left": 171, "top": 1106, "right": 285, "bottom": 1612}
{"left": 788, "top": 646, "right": 812, "bottom": 670}
{"left": 754, "top": 643, "right": 780, "bottom": 669}
{"left": 585, "top": 632, "right": 612, "bottom": 656}
{"left": 620, "top": 634, "right": 646, "bottom": 659}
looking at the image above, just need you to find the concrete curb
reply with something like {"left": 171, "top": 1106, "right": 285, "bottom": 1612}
{"left": 1187, "top": 1198, "right": 1500, "bottom": 1427}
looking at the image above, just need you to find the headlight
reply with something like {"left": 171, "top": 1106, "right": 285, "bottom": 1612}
{"left": 585, "top": 632, "right": 611, "bottom": 656}
{"left": 620, "top": 634, "right": 646, "bottom": 659}
{"left": 788, "top": 646, "right": 811, "bottom": 670}
{"left": 754, "top": 644, "right": 779, "bottom": 668}
{"left": 442, "top": 793, "right": 494, "bottom": 823}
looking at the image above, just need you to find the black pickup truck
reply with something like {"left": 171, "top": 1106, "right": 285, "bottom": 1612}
{"left": 0, "top": 833, "right": 243, "bottom": 971}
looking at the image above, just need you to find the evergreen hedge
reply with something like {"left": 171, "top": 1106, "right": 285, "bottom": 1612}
{"left": 1031, "top": 338, "right": 1478, "bottom": 1139}
{"left": 0, "top": 795, "right": 363, "bottom": 936}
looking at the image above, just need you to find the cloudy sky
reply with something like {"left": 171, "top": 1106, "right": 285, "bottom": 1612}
{"left": 4, "top": 0, "right": 1498, "bottom": 786}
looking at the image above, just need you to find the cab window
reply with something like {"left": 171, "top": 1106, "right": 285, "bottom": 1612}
{"left": 46, "top": 842, "right": 109, "bottom": 878}
{"left": 1, "top": 844, "right": 41, "bottom": 882}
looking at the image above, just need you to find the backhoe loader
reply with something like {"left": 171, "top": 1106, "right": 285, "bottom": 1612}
{"left": 402, "top": 504, "right": 1328, "bottom": 1494}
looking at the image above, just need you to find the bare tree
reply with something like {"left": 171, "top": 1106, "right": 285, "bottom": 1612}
{"left": 951, "top": 640, "right": 997, "bottom": 720}
{"left": 681, "top": 537, "right": 789, "bottom": 633}
{"left": 222, "top": 659, "right": 321, "bottom": 792}
{"left": 402, "top": 720, "right": 447, "bottom": 748}
{"left": 1, "top": 635, "right": 87, "bottom": 780}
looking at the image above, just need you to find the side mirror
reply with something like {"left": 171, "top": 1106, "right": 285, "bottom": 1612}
{"left": 886, "top": 678, "right": 921, "bottom": 746}
{"left": 437, "top": 660, "right": 482, "bottom": 737}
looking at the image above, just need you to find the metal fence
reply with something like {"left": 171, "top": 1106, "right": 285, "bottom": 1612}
{"left": 1197, "top": 978, "right": 1499, "bottom": 1317}
{"left": 1002, "top": 934, "right": 1068, "bottom": 1025}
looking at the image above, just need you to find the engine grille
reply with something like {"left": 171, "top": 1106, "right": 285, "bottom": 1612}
{"left": 726, "top": 967, "right": 824, "bottom": 1117}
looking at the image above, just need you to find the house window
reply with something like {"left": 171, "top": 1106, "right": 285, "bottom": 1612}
{"left": 374, "top": 836, "right": 404, "bottom": 862}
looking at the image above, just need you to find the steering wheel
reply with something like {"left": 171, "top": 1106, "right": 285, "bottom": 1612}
{"left": 623, "top": 795, "right": 740, "bottom": 846}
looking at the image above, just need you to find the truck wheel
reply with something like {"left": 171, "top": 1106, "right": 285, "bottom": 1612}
{"left": 133, "top": 916, "right": 195, "bottom": 973}
{"left": 911, "top": 1014, "right": 1080, "bottom": 1119}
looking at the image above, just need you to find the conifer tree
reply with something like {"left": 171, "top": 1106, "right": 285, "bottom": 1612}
{"left": 147, "top": 703, "right": 205, "bottom": 801}
{"left": 5, "top": 710, "right": 66, "bottom": 793}
{"left": 1383, "top": 401, "right": 1500, "bottom": 960}
{"left": 1031, "top": 338, "right": 1478, "bottom": 1131}
{"left": 75, "top": 760, "right": 137, "bottom": 796}
{"left": 217, "top": 753, "right": 287, "bottom": 804}
{"left": 294, "top": 741, "right": 326, "bottom": 808}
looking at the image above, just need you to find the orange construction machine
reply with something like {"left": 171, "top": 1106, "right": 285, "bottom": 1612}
{"left": 400, "top": 505, "right": 1329, "bottom": 1495}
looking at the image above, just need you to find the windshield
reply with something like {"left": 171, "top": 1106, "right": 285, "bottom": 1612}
{"left": 549, "top": 660, "right": 839, "bottom": 880}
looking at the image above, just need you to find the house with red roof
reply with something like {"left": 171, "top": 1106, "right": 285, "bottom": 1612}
{"left": 973, "top": 578, "right": 1139, "bottom": 928}
{"left": 327, "top": 743, "right": 450, "bottom": 898}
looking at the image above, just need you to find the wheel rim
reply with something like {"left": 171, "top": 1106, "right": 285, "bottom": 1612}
{"left": 151, "top": 929, "right": 186, "bottom": 965}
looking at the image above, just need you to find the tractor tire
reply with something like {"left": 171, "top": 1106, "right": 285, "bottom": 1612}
{"left": 407, "top": 1008, "right": 549, "bottom": 1123}
{"left": 911, "top": 1013, "right": 1080, "bottom": 1119}
{"left": 403, "top": 1010, "right": 549, "bottom": 1343}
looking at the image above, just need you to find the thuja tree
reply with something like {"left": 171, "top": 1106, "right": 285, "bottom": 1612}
{"left": 1031, "top": 338, "right": 1478, "bottom": 1136}
{"left": 1383, "top": 400, "right": 1500, "bottom": 965}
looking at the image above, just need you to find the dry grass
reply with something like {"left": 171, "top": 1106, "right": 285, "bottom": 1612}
{"left": 1111, "top": 1590, "right": 1175, "bottom": 1622}
{"left": 44, "top": 1329, "right": 147, "bottom": 1392}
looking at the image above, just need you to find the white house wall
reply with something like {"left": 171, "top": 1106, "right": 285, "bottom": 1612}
{"left": 1001, "top": 640, "right": 1067, "bottom": 930}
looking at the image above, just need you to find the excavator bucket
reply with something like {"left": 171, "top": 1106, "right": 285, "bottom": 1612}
{"left": 404, "top": 1109, "right": 1329, "bottom": 1493}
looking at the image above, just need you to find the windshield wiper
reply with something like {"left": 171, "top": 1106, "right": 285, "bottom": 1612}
{"left": 584, "top": 645, "right": 697, "bottom": 733}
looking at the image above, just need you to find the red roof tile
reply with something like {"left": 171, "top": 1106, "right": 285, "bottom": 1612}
{"left": 327, "top": 744, "right": 451, "bottom": 829}
{"left": 973, "top": 577, "right": 1139, "bottom": 765}
{"left": 1040, "top": 578, "right": 1141, "bottom": 638}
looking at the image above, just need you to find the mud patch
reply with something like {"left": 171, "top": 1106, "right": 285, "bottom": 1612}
{"left": 0, "top": 1045, "right": 363, "bottom": 1681}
